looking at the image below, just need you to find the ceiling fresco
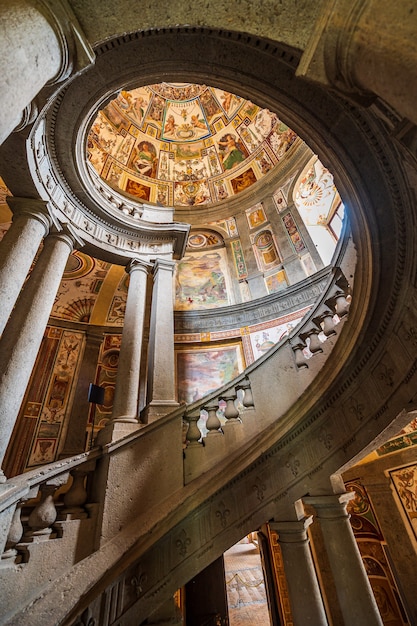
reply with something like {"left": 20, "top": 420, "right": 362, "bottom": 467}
{"left": 87, "top": 82, "right": 298, "bottom": 207}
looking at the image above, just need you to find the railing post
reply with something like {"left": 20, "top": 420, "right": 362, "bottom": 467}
{"left": 24, "top": 474, "right": 69, "bottom": 541}
{"left": 236, "top": 379, "right": 254, "bottom": 408}
{"left": 186, "top": 412, "right": 203, "bottom": 446}
{"left": 219, "top": 391, "right": 240, "bottom": 422}
{"left": 204, "top": 401, "right": 222, "bottom": 436}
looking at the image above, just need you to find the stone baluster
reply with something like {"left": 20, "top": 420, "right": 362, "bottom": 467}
{"left": 304, "top": 493, "right": 383, "bottom": 626}
{"left": 0, "top": 227, "right": 81, "bottom": 481}
{"left": 24, "top": 475, "right": 69, "bottom": 541}
{"left": 1, "top": 501, "right": 25, "bottom": 564}
{"left": 291, "top": 341, "right": 308, "bottom": 369}
{"left": 204, "top": 401, "right": 222, "bottom": 436}
{"left": 186, "top": 412, "right": 203, "bottom": 446}
{"left": 306, "top": 329, "right": 323, "bottom": 354}
{"left": 334, "top": 291, "right": 350, "bottom": 318}
{"left": 0, "top": 198, "right": 52, "bottom": 336}
{"left": 219, "top": 391, "right": 240, "bottom": 422}
{"left": 271, "top": 517, "right": 328, "bottom": 626}
{"left": 236, "top": 378, "right": 254, "bottom": 408}
{"left": 316, "top": 311, "right": 337, "bottom": 337}
{"left": 61, "top": 468, "right": 89, "bottom": 520}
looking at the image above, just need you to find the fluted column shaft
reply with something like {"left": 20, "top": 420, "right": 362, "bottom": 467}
{"left": 305, "top": 493, "right": 383, "bottom": 626}
{"left": 271, "top": 517, "right": 328, "bottom": 626}
{"left": 111, "top": 259, "right": 150, "bottom": 422}
{"left": 0, "top": 198, "right": 51, "bottom": 335}
{"left": 144, "top": 258, "right": 178, "bottom": 422}
{"left": 0, "top": 229, "right": 77, "bottom": 479}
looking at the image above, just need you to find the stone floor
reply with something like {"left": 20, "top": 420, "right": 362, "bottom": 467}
{"left": 224, "top": 538, "right": 271, "bottom": 625}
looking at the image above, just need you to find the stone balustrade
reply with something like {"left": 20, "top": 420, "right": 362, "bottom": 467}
{"left": 0, "top": 452, "right": 97, "bottom": 567}
{"left": 182, "top": 266, "right": 351, "bottom": 482}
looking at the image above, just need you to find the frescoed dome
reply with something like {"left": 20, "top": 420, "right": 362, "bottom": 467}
{"left": 86, "top": 82, "right": 298, "bottom": 207}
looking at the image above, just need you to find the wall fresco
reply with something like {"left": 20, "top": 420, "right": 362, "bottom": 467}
{"left": 282, "top": 211, "right": 307, "bottom": 255}
{"left": 345, "top": 481, "right": 408, "bottom": 625}
{"left": 176, "top": 343, "right": 245, "bottom": 404}
{"left": 246, "top": 203, "right": 267, "bottom": 229}
{"left": 249, "top": 315, "right": 302, "bottom": 361}
{"left": 251, "top": 229, "right": 281, "bottom": 271}
{"left": 51, "top": 252, "right": 111, "bottom": 323}
{"left": 87, "top": 82, "right": 298, "bottom": 207}
{"left": 390, "top": 464, "right": 417, "bottom": 541}
{"left": 265, "top": 270, "right": 288, "bottom": 294}
{"left": 231, "top": 239, "right": 248, "bottom": 280}
{"left": 2, "top": 328, "right": 86, "bottom": 473}
{"left": 175, "top": 248, "right": 232, "bottom": 310}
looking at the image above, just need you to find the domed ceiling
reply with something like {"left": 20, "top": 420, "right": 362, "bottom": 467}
{"left": 87, "top": 82, "right": 298, "bottom": 207}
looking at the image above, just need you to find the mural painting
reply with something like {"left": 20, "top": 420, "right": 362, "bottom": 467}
{"left": 345, "top": 481, "right": 408, "bottom": 625}
{"left": 390, "top": 464, "right": 417, "bottom": 541}
{"left": 265, "top": 270, "right": 288, "bottom": 294}
{"left": 282, "top": 211, "right": 307, "bottom": 254}
{"left": 273, "top": 188, "right": 287, "bottom": 211}
{"left": 87, "top": 83, "right": 298, "bottom": 207}
{"left": 175, "top": 248, "right": 232, "bottom": 310}
{"left": 376, "top": 416, "right": 417, "bottom": 456}
{"left": 249, "top": 316, "right": 302, "bottom": 361}
{"left": 89, "top": 334, "right": 122, "bottom": 439}
{"left": 176, "top": 343, "right": 244, "bottom": 404}
{"left": 251, "top": 229, "right": 281, "bottom": 271}
{"left": 3, "top": 328, "right": 86, "bottom": 471}
{"left": 230, "top": 168, "right": 257, "bottom": 194}
{"left": 52, "top": 252, "right": 111, "bottom": 323}
{"left": 246, "top": 203, "right": 267, "bottom": 229}
{"left": 125, "top": 178, "right": 151, "bottom": 201}
{"left": 231, "top": 239, "right": 248, "bottom": 280}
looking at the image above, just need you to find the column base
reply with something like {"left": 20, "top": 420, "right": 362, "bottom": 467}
{"left": 96, "top": 419, "right": 141, "bottom": 445}
{"left": 141, "top": 400, "right": 180, "bottom": 423}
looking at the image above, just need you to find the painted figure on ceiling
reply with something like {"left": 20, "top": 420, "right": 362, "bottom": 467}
{"left": 132, "top": 141, "right": 157, "bottom": 178}
{"left": 218, "top": 133, "right": 246, "bottom": 170}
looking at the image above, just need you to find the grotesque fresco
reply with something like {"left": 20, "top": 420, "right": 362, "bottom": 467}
{"left": 390, "top": 463, "right": 417, "bottom": 540}
{"left": 87, "top": 82, "right": 297, "bottom": 206}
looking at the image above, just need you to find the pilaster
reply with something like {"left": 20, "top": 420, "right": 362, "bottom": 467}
{"left": 143, "top": 258, "right": 179, "bottom": 422}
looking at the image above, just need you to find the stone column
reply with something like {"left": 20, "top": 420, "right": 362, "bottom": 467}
{"left": 98, "top": 259, "right": 150, "bottom": 444}
{"left": 143, "top": 258, "right": 179, "bottom": 422}
{"left": 271, "top": 517, "right": 328, "bottom": 626}
{"left": 0, "top": 198, "right": 51, "bottom": 335}
{"left": 0, "top": 0, "right": 94, "bottom": 145}
{"left": 305, "top": 493, "right": 383, "bottom": 626}
{"left": 0, "top": 227, "right": 79, "bottom": 481}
